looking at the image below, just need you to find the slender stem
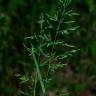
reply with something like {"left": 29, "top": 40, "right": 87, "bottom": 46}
{"left": 33, "top": 72, "right": 37, "bottom": 96}
{"left": 51, "top": 6, "right": 65, "bottom": 52}
{"left": 32, "top": 48, "right": 45, "bottom": 95}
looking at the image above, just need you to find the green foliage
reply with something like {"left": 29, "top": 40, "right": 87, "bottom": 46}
{"left": 22, "top": 0, "right": 79, "bottom": 95}
{"left": 1, "top": 0, "right": 96, "bottom": 95}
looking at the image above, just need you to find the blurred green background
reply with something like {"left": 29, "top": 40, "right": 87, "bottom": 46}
{"left": 0, "top": 0, "right": 96, "bottom": 96}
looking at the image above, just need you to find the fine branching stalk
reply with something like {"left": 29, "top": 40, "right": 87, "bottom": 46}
{"left": 22, "top": 0, "right": 79, "bottom": 95}
{"left": 52, "top": 0, "right": 66, "bottom": 52}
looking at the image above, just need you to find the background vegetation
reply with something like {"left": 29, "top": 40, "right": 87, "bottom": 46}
{"left": 0, "top": 0, "right": 96, "bottom": 96}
